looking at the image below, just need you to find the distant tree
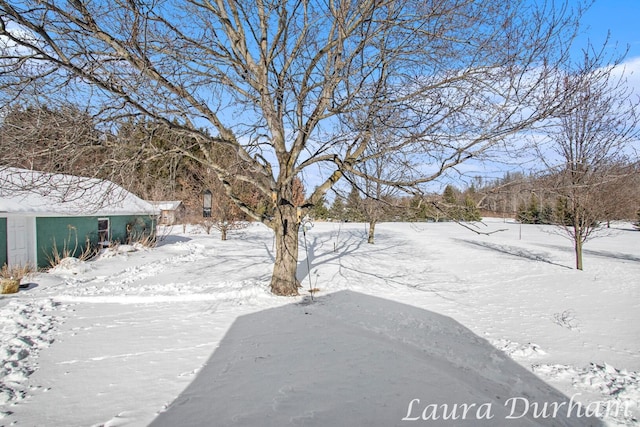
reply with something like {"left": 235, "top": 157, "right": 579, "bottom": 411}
{"left": 408, "top": 196, "right": 432, "bottom": 221}
{"left": 478, "top": 171, "right": 532, "bottom": 217}
{"left": 597, "top": 162, "right": 640, "bottom": 226}
{"left": 114, "top": 118, "right": 197, "bottom": 200}
{"left": 463, "top": 195, "right": 482, "bottom": 222}
{"left": 342, "top": 104, "right": 415, "bottom": 242}
{"left": 360, "top": 193, "right": 398, "bottom": 243}
{"left": 540, "top": 204, "right": 554, "bottom": 224}
{"left": 553, "top": 196, "right": 574, "bottom": 226}
{"left": 528, "top": 194, "right": 541, "bottom": 223}
{"left": 635, "top": 209, "right": 640, "bottom": 230}
{"left": 516, "top": 201, "right": 528, "bottom": 223}
{"left": 308, "top": 192, "right": 330, "bottom": 221}
{"left": 329, "top": 197, "right": 346, "bottom": 222}
{"left": 0, "top": 104, "right": 102, "bottom": 176}
{"left": 517, "top": 194, "right": 540, "bottom": 224}
{"left": 442, "top": 185, "right": 459, "bottom": 205}
{"left": 197, "top": 170, "right": 248, "bottom": 240}
{"left": 439, "top": 185, "right": 480, "bottom": 221}
{"left": 186, "top": 145, "right": 270, "bottom": 240}
{"left": 344, "top": 186, "right": 365, "bottom": 223}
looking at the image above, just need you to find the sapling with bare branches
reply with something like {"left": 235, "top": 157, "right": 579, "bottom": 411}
{"left": 535, "top": 47, "right": 640, "bottom": 270}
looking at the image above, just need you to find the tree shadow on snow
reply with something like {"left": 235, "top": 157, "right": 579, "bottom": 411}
{"left": 454, "top": 239, "right": 573, "bottom": 269}
{"left": 155, "top": 235, "right": 192, "bottom": 247}
{"left": 583, "top": 248, "right": 640, "bottom": 263}
{"left": 149, "top": 291, "right": 604, "bottom": 427}
{"left": 296, "top": 228, "right": 406, "bottom": 287}
{"left": 258, "top": 225, "right": 402, "bottom": 286}
{"left": 297, "top": 230, "right": 365, "bottom": 283}
{"left": 533, "top": 243, "right": 640, "bottom": 263}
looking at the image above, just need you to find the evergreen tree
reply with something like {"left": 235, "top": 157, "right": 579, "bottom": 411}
{"left": 539, "top": 204, "right": 554, "bottom": 224}
{"left": 345, "top": 186, "right": 365, "bottom": 222}
{"left": 516, "top": 201, "right": 530, "bottom": 223}
{"left": 409, "top": 196, "right": 437, "bottom": 221}
{"left": 517, "top": 194, "right": 554, "bottom": 224}
{"left": 329, "top": 197, "right": 346, "bottom": 221}
{"left": 527, "top": 194, "right": 541, "bottom": 224}
{"left": 441, "top": 185, "right": 462, "bottom": 220}
{"left": 442, "top": 185, "right": 458, "bottom": 205}
{"left": 308, "top": 193, "right": 330, "bottom": 220}
{"left": 463, "top": 195, "right": 481, "bottom": 221}
{"left": 554, "top": 196, "right": 574, "bottom": 226}
{"left": 441, "top": 185, "right": 479, "bottom": 221}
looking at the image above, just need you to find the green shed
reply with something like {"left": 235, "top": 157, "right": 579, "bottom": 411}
{"left": 0, "top": 168, "right": 159, "bottom": 269}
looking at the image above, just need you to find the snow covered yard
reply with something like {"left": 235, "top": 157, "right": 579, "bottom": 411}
{"left": 0, "top": 220, "right": 638, "bottom": 426}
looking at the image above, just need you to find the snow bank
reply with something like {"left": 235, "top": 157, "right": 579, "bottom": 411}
{"left": 47, "top": 257, "right": 94, "bottom": 275}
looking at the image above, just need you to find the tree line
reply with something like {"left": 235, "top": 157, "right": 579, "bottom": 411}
{"left": 0, "top": 102, "right": 482, "bottom": 228}
{"left": 1, "top": 98, "right": 638, "bottom": 273}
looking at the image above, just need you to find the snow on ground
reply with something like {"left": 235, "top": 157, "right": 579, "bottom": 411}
{"left": 0, "top": 220, "right": 638, "bottom": 426}
{"left": 0, "top": 298, "right": 62, "bottom": 410}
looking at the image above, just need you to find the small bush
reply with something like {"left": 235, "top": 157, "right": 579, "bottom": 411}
{"left": 1, "top": 263, "right": 35, "bottom": 280}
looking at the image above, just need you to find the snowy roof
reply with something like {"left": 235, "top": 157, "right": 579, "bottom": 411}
{"left": 0, "top": 167, "right": 159, "bottom": 216}
{"left": 151, "top": 201, "right": 183, "bottom": 211}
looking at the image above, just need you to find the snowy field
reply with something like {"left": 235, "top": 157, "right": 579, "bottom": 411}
{"left": 0, "top": 220, "right": 638, "bottom": 426}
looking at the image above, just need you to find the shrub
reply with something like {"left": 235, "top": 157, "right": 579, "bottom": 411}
{"left": 1, "top": 263, "right": 34, "bottom": 280}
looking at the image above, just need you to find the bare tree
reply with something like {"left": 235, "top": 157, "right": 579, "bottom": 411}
{"left": 1, "top": 0, "right": 588, "bottom": 295}
{"left": 348, "top": 129, "right": 406, "bottom": 244}
{"left": 536, "top": 48, "right": 640, "bottom": 270}
{"left": 0, "top": 103, "right": 102, "bottom": 174}
{"left": 112, "top": 118, "right": 195, "bottom": 200}
{"left": 598, "top": 161, "right": 640, "bottom": 226}
{"left": 183, "top": 142, "right": 268, "bottom": 240}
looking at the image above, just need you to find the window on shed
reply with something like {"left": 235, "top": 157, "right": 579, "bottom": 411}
{"left": 98, "top": 218, "right": 110, "bottom": 246}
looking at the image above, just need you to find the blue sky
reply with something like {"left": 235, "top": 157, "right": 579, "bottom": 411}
{"left": 576, "top": 0, "right": 640, "bottom": 59}
{"left": 574, "top": 0, "right": 640, "bottom": 116}
{"left": 429, "top": 1, "right": 640, "bottom": 191}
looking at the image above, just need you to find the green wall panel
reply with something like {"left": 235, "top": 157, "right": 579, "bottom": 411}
{"left": 0, "top": 218, "right": 7, "bottom": 267}
{"left": 35, "top": 215, "right": 156, "bottom": 268}
{"left": 109, "top": 215, "right": 156, "bottom": 243}
{"left": 36, "top": 216, "right": 98, "bottom": 268}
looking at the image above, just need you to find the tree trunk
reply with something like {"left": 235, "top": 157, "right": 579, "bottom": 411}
{"left": 574, "top": 226, "right": 584, "bottom": 270}
{"left": 270, "top": 203, "right": 301, "bottom": 296}
{"left": 368, "top": 220, "right": 376, "bottom": 244}
{"left": 221, "top": 227, "right": 227, "bottom": 241}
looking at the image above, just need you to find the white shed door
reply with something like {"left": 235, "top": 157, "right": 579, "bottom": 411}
{"left": 7, "top": 216, "right": 35, "bottom": 267}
